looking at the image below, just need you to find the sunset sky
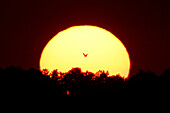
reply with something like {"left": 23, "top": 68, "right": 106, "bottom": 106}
{"left": 0, "top": 0, "right": 169, "bottom": 76}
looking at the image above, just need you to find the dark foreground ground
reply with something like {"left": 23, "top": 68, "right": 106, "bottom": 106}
{"left": 1, "top": 66, "right": 170, "bottom": 98}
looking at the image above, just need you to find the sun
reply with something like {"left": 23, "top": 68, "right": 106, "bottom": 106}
{"left": 40, "top": 25, "right": 131, "bottom": 78}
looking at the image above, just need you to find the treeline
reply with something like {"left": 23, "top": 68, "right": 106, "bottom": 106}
{"left": 0, "top": 66, "right": 170, "bottom": 97}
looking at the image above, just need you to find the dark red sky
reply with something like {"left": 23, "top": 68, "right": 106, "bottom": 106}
{"left": 0, "top": 0, "right": 169, "bottom": 75}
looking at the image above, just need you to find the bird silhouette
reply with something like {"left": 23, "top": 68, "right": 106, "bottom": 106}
{"left": 83, "top": 53, "right": 88, "bottom": 57}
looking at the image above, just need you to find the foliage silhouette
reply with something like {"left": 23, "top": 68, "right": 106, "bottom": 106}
{"left": 0, "top": 66, "right": 170, "bottom": 97}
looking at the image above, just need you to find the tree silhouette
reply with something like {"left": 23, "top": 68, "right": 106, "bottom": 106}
{"left": 1, "top": 66, "right": 170, "bottom": 97}
{"left": 42, "top": 69, "right": 49, "bottom": 76}
{"left": 51, "top": 69, "right": 60, "bottom": 80}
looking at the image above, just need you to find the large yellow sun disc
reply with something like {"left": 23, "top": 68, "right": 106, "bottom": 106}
{"left": 40, "top": 25, "right": 131, "bottom": 78}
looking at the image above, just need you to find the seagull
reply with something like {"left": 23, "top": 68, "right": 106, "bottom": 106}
{"left": 83, "top": 53, "right": 88, "bottom": 57}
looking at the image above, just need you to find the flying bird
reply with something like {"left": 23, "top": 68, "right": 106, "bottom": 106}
{"left": 83, "top": 53, "right": 88, "bottom": 57}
